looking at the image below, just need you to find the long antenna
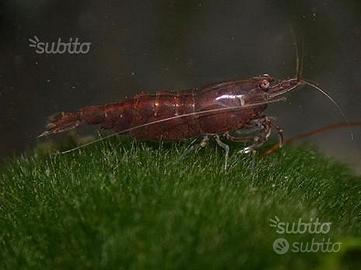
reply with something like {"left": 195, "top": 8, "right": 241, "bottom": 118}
{"left": 264, "top": 122, "right": 361, "bottom": 155}
{"left": 303, "top": 80, "right": 354, "bottom": 141}
{"left": 290, "top": 25, "right": 304, "bottom": 81}
{"left": 296, "top": 37, "right": 304, "bottom": 81}
{"left": 291, "top": 27, "right": 353, "bottom": 140}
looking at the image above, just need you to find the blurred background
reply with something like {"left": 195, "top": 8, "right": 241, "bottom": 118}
{"left": 0, "top": 0, "right": 360, "bottom": 172}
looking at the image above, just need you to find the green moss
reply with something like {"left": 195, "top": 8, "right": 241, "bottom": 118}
{"left": 1, "top": 138, "right": 361, "bottom": 269}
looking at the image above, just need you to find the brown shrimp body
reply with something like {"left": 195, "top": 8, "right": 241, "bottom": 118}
{"left": 41, "top": 47, "right": 347, "bottom": 169}
{"left": 41, "top": 75, "right": 274, "bottom": 140}
{"left": 128, "top": 78, "right": 268, "bottom": 140}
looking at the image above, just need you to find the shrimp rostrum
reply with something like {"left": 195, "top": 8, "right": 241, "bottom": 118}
{"left": 39, "top": 69, "right": 345, "bottom": 169}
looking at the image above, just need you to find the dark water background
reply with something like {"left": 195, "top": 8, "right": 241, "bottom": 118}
{"left": 1, "top": 0, "right": 360, "bottom": 172}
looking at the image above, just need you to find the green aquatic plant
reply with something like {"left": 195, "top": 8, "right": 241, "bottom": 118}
{"left": 1, "top": 138, "right": 360, "bottom": 269}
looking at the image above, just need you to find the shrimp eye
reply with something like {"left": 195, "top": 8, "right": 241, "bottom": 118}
{"left": 260, "top": 79, "right": 270, "bottom": 90}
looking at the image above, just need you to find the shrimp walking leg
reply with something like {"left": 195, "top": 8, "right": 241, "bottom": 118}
{"left": 235, "top": 117, "right": 273, "bottom": 154}
{"left": 181, "top": 136, "right": 209, "bottom": 158}
{"left": 200, "top": 135, "right": 210, "bottom": 147}
{"left": 214, "top": 135, "right": 230, "bottom": 170}
{"left": 269, "top": 119, "right": 284, "bottom": 148}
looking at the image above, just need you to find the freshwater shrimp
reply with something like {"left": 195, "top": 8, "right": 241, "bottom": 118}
{"left": 39, "top": 55, "right": 347, "bottom": 169}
